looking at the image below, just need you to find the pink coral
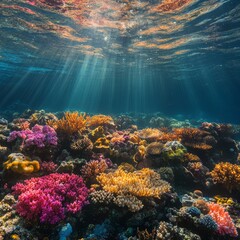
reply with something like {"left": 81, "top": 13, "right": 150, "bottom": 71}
{"left": 208, "top": 202, "right": 238, "bottom": 237}
{"left": 12, "top": 173, "right": 88, "bottom": 224}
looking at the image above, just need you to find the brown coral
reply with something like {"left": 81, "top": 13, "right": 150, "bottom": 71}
{"left": 70, "top": 136, "right": 93, "bottom": 154}
{"left": 81, "top": 159, "right": 108, "bottom": 182}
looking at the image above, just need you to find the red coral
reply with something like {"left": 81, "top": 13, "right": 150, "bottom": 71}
{"left": 12, "top": 173, "right": 88, "bottom": 224}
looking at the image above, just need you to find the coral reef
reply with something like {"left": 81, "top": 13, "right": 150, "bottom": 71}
{"left": 0, "top": 110, "right": 239, "bottom": 239}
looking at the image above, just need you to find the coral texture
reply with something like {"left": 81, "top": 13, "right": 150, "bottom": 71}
{"left": 3, "top": 153, "right": 40, "bottom": 174}
{"left": 50, "top": 112, "right": 87, "bottom": 135}
{"left": 210, "top": 162, "right": 240, "bottom": 192}
{"left": 207, "top": 202, "right": 238, "bottom": 237}
{"left": 12, "top": 173, "right": 88, "bottom": 224}
{"left": 8, "top": 124, "right": 57, "bottom": 149}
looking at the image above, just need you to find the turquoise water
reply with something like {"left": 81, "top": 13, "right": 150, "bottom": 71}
{"left": 0, "top": 0, "right": 240, "bottom": 121}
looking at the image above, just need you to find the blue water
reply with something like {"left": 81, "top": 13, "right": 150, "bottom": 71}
{"left": 0, "top": 0, "right": 240, "bottom": 122}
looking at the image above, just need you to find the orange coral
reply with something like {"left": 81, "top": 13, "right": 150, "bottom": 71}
{"left": 86, "top": 115, "right": 114, "bottom": 128}
{"left": 173, "top": 128, "right": 213, "bottom": 151}
{"left": 210, "top": 162, "right": 240, "bottom": 192}
{"left": 184, "top": 153, "right": 200, "bottom": 162}
{"left": 49, "top": 112, "right": 87, "bottom": 135}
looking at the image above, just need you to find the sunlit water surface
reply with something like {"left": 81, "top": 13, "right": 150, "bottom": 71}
{"left": 0, "top": 0, "right": 240, "bottom": 122}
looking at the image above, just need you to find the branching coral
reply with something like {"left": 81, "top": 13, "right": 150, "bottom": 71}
{"left": 97, "top": 168, "right": 171, "bottom": 198}
{"left": 70, "top": 136, "right": 93, "bottom": 154}
{"left": 86, "top": 115, "right": 114, "bottom": 128}
{"left": 12, "top": 173, "right": 88, "bottom": 224}
{"left": 173, "top": 128, "right": 214, "bottom": 151}
{"left": 96, "top": 167, "right": 171, "bottom": 212}
{"left": 81, "top": 159, "right": 108, "bottom": 182}
{"left": 49, "top": 112, "right": 87, "bottom": 135}
{"left": 3, "top": 153, "right": 40, "bottom": 174}
{"left": 208, "top": 202, "right": 238, "bottom": 237}
{"left": 210, "top": 162, "right": 240, "bottom": 192}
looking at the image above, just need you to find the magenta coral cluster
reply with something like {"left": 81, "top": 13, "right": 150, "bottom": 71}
{"left": 12, "top": 173, "right": 88, "bottom": 224}
{"left": 8, "top": 124, "right": 58, "bottom": 148}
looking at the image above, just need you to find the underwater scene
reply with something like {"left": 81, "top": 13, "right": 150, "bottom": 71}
{"left": 1, "top": 0, "right": 240, "bottom": 239}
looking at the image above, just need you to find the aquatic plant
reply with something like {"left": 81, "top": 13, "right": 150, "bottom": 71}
{"left": 207, "top": 202, "right": 238, "bottom": 237}
{"left": 3, "top": 153, "right": 40, "bottom": 174}
{"left": 7, "top": 124, "right": 58, "bottom": 149}
{"left": 210, "top": 162, "right": 240, "bottom": 192}
{"left": 12, "top": 173, "right": 88, "bottom": 224}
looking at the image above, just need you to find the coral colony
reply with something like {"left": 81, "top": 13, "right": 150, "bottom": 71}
{"left": 0, "top": 110, "right": 239, "bottom": 239}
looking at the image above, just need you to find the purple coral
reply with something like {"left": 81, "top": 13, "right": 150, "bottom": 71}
{"left": 8, "top": 124, "right": 58, "bottom": 148}
{"left": 12, "top": 173, "right": 88, "bottom": 224}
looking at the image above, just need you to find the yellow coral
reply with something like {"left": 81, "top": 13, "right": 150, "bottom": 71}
{"left": 86, "top": 115, "right": 114, "bottom": 128}
{"left": 210, "top": 162, "right": 240, "bottom": 192}
{"left": 3, "top": 153, "right": 40, "bottom": 174}
{"left": 96, "top": 168, "right": 171, "bottom": 198}
{"left": 49, "top": 112, "right": 87, "bottom": 135}
{"left": 133, "top": 145, "right": 146, "bottom": 163}
{"left": 94, "top": 137, "right": 110, "bottom": 149}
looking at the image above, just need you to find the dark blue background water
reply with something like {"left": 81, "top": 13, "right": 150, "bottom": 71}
{"left": 0, "top": 0, "right": 240, "bottom": 123}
